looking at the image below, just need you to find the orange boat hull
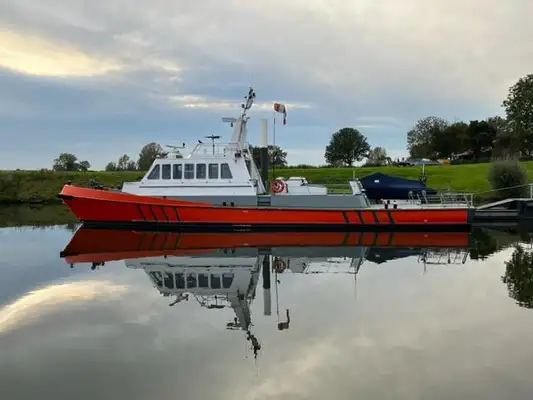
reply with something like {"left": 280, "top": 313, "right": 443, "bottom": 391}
{"left": 60, "top": 228, "right": 471, "bottom": 264}
{"left": 58, "top": 185, "right": 471, "bottom": 231}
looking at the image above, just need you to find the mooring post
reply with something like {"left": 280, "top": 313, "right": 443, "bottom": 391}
{"left": 262, "top": 254, "right": 271, "bottom": 316}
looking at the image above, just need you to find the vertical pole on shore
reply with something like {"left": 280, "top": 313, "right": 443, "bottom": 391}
{"left": 272, "top": 115, "right": 276, "bottom": 182}
{"left": 259, "top": 119, "right": 269, "bottom": 191}
{"left": 262, "top": 254, "right": 271, "bottom": 316}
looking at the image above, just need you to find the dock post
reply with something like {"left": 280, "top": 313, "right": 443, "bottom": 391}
{"left": 260, "top": 119, "right": 269, "bottom": 190}
{"left": 262, "top": 254, "right": 271, "bottom": 316}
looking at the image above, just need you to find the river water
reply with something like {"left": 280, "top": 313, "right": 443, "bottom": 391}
{"left": 1, "top": 206, "right": 533, "bottom": 399}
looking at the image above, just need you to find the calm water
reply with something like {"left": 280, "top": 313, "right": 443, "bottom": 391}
{"left": 2, "top": 209, "right": 533, "bottom": 399}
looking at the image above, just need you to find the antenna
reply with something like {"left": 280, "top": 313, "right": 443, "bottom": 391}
{"left": 240, "top": 87, "right": 256, "bottom": 119}
{"left": 205, "top": 135, "right": 221, "bottom": 155}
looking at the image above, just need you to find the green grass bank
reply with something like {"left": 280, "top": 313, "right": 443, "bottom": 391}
{"left": 2, "top": 162, "right": 533, "bottom": 204}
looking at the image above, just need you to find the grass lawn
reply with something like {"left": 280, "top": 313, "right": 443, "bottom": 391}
{"left": 1, "top": 162, "right": 533, "bottom": 204}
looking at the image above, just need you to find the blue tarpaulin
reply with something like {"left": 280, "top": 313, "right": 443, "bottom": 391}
{"left": 359, "top": 172, "right": 436, "bottom": 200}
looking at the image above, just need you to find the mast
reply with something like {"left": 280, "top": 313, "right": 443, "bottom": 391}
{"left": 228, "top": 88, "right": 256, "bottom": 146}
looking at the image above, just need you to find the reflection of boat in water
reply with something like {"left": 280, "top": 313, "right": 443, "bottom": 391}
{"left": 60, "top": 228, "right": 471, "bottom": 264}
{"left": 60, "top": 228, "right": 491, "bottom": 359}
{"left": 128, "top": 253, "right": 264, "bottom": 357}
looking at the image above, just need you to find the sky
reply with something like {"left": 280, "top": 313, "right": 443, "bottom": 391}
{"left": 0, "top": 0, "right": 532, "bottom": 170}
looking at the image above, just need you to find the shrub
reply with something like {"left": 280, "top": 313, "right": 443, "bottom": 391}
{"left": 488, "top": 159, "right": 528, "bottom": 199}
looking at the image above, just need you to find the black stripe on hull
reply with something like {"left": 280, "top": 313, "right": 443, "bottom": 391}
{"left": 81, "top": 220, "right": 471, "bottom": 233}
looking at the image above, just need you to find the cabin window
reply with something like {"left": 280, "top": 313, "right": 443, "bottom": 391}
{"left": 196, "top": 164, "right": 206, "bottom": 179}
{"left": 184, "top": 163, "right": 194, "bottom": 179}
{"left": 175, "top": 273, "right": 185, "bottom": 289}
{"left": 149, "top": 271, "right": 163, "bottom": 287}
{"left": 208, "top": 163, "right": 219, "bottom": 179}
{"left": 198, "top": 273, "right": 209, "bottom": 288}
{"left": 222, "top": 272, "right": 234, "bottom": 288}
{"left": 173, "top": 164, "right": 183, "bottom": 180}
{"left": 162, "top": 164, "right": 171, "bottom": 180}
{"left": 211, "top": 273, "right": 221, "bottom": 289}
{"left": 186, "top": 272, "right": 197, "bottom": 288}
{"left": 245, "top": 159, "right": 252, "bottom": 174}
{"left": 221, "top": 163, "right": 233, "bottom": 179}
{"left": 163, "top": 272, "right": 174, "bottom": 289}
{"left": 147, "top": 165, "right": 160, "bottom": 180}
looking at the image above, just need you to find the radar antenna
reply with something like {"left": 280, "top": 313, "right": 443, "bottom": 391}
{"left": 204, "top": 135, "right": 221, "bottom": 155}
{"left": 165, "top": 143, "right": 186, "bottom": 158}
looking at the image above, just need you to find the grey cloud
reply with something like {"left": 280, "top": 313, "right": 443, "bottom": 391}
{"left": 0, "top": 0, "right": 530, "bottom": 168}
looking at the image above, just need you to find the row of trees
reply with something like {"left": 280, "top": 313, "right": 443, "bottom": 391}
{"left": 407, "top": 74, "right": 533, "bottom": 161}
{"left": 53, "top": 132, "right": 382, "bottom": 172}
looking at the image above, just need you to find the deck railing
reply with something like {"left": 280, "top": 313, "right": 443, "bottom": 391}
{"left": 408, "top": 191, "right": 474, "bottom": 207}
{"left": 190, "top": 142, "right": 249, "bottom": 157}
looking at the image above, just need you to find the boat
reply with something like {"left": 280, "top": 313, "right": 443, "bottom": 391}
{"left": 57, "top": 88, "right": 473, "bottom": 230}
{"left": 58, "top": 183, "right": 471, "bottom": 230}
{"left": 358, "top": 172, "right": 438, "bottom": 201}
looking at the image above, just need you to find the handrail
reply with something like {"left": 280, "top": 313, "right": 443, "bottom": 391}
{"left": 190, "top": 141, "right": 250, "bottom": 156}
{"left": 471, "top": 183, "right": 533, "bottom": 197}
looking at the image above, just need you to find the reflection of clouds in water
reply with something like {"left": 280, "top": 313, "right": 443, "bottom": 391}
{"left": 231, "top": 251, "right": 533, "bottom": 400}
{"left": 0, "top": 273, "right": 251, "bottom": 400}
{"left": 0, "top": 280, "right": 127, "bottom": 333}
{"left": 1, "top": 248, "right": 533, "bottom": 399}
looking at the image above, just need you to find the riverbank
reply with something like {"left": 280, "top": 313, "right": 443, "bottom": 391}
{"left": 2, "top": 162, "right": 533, "bottom": 204}
{"left": 0, "top": 204, "right": 77, "bottom": 228}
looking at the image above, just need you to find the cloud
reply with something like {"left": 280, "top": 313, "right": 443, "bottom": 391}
{"left": 167, "top": 94, "right": 311, "bottom": 111}
{"left": 0, "top": 280, "right": 127, "bottom": 333}
{"left": 0, "top": 0, "right": 531, "bottom": 168}
{"left": 0, "top": 30, "right": 121, "bottom": 77}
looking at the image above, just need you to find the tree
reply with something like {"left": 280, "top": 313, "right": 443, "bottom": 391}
{"left": 487, "top": 116, "right": 509, "bottom": 135}
{"left": 52, "top": 153, "right": 90, "bottom": 171}
{"left": 105, "top": 162, "right": 117, "bottom": 171}
{"left": 465, "top": 120, "right": 497, "bottom": 161}
{"left": 53, "top": 153, "right": 78, "bottom": 171}
{"left": 117, "top": 154, "right": 131, "bottom": 170}
{"left": 325, "top": 127, "right": 370, "bottom": 166}
{"left": 488, "top": 116, "right": 518, "bottom": 157}
{"left": 433, "top": 121, "right": 468, "bottom": 159}
{"left": 137, "top": 142, "right": 166, "bottom": 171}
{"left": 366, "top": 147, "right": 388, "bottom": 166}
{"left": 502, "top": 245, "right": 533, "bottom": 309}
{"left": 503, "top": 74, "right": 533, "bottom": 155}
{"left": 407, "top": 116, "right": 448, "bottom": 159}
{"left": 78, "top": 160, "right": 91, "bottom": 171}
{"left": 250, "top": 145, "right": 288, "bottom": 168}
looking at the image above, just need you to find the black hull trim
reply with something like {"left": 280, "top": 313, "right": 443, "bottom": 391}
{"left": 81, "top": 220, "right": 472, "bottom": 233}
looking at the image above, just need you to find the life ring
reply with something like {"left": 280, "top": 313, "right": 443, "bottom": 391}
{"left": 271, "top": 179, "right": 286, "bottom": 194}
